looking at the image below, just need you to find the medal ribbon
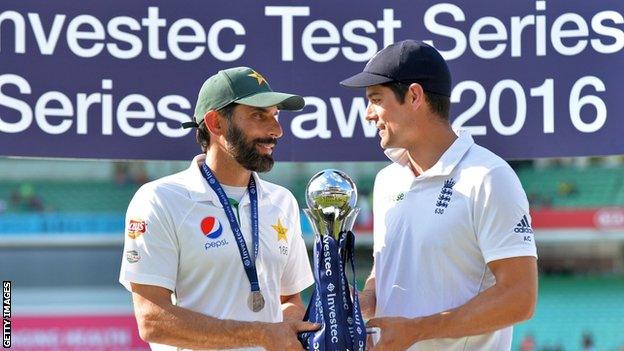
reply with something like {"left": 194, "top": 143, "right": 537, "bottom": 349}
{"left": 300, "top": 231, "right": 366, "bottom": 351}
{"left": 199, "top": 164, "right": 261, "bottom": 294}
{"left": 342, "top": 231, "right": 366, "bottom": 351}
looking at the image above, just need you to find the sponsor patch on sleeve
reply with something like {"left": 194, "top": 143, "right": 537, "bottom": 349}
{"left": 126, "top": 250, "right": 141, "bottom": 263}
{"left": 127, "top": 219, "right": 147, "bottom": 239}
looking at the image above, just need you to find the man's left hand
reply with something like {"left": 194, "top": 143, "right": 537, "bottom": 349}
{"left": 367, "top": 316, "right": 422, "bottom": 351}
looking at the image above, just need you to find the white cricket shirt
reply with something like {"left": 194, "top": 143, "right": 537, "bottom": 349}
{"left": 119, "top": 155, "right": 314, "bottom": 351}
{"left": 373, "top": 131, "right": 537, "bottom": 351}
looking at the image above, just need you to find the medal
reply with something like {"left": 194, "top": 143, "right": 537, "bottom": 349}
{"left": 248, "top": 291, "right": 265, "bottom": 312}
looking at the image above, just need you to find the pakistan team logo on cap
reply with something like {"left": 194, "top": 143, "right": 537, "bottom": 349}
{"left": 247, "top": 70, "right": 266, "bottom": 85}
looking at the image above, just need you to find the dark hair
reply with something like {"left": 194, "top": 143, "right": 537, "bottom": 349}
{"left": 196, "top": 103, "right": 238, "bottom": 153}
{"left": 382, "top": 81, "right": 410, "bottom": 103}
{"left": 381, "top": 81, "right": 450, "bottom": 119}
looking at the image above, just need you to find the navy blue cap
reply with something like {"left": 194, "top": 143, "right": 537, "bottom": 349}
{"left": 340, "top": 40, "right": 451, "bottom": 97}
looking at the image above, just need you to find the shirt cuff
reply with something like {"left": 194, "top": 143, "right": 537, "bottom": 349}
{"left": 483, "top": 246, "right": 538, "bottom": 264}
{"left": 280, "top": 275, "right": 315, "bottom": 296}
{"left": 119, "top": 270, "right": 176, "bottom": 293}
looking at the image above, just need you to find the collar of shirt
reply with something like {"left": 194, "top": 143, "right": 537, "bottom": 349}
{"left": 383, "top": 129, "right": 475, "bottom": 178}
{"left": 184, "top": 154, "right": 270, "bottom": 207}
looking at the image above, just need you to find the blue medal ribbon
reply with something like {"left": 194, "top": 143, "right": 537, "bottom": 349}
{"left": 342, "top": 231, "right": 366, "bottom": 351}
{"left": 199, "top": 164, "right": 261, "bottom": 294}
{"left": 300, "top": 231, "right": 366, "bottom": 351}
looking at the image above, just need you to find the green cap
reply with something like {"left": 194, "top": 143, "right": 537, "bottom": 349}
{"left": 184, "top": 67, "right": 305, "bottom": 128}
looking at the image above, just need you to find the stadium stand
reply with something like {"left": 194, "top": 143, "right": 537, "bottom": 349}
{"left": 0, "top": 181, "right": 139, "bottom": 213}
{"left": 513, "top": 275, "right": 624, "bottom": 350}
{"left": 1, "top": 159, "right": 623, "bottom": 350}
{"left": 516, "top": 166, "right": 624, "bottom": 208}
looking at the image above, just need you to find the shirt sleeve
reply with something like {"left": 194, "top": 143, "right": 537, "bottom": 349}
{"left": 280, "top": 196, "right": 314, "bottom": 296}
{"left": 474, "top": 166, "right": 538, "bottom": 263}
{"left": 119, "top": 185, "right": 179, "bottom": 293}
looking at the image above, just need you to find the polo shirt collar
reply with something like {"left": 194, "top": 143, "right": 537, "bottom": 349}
{"left": 186, "top": 154, "right": 268, "bottom": 205}
{"left": 384, "top": 130, "right": 474, "bottom": 178}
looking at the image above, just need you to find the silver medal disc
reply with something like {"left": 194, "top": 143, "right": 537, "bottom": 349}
{"left": 248, "top": 291, "right": 265, "bottom": 312}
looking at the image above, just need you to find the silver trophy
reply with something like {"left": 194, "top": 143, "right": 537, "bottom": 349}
{"left": 300, "top": 169, "right": 367, "bottom": 350}
{"left": 304, "top": 169, "right": 360, "bottom": 240}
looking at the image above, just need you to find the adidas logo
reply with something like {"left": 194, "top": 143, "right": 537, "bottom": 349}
{"left": 514, "top": 215, "right": 534, "bottom": 234}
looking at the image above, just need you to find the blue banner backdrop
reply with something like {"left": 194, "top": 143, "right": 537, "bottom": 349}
{"left": 0, "top": 1, "right": 622, "bottom": 161}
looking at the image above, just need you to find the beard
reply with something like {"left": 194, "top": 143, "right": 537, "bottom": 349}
{"left": 225, "top": 122, "right": 277, "bottom": 173}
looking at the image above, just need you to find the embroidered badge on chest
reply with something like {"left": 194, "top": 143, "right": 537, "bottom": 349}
{"left": 434, "top": 178, "right": 456, "bottom": 215}
{"left": 395, "top": 192, "right": 406, "bottom": 202}
{"left": 388, "top": 191, "right": 406, "bottom": 204}
{"left": 272, "top": 218, "right": 288, "bottom": 242}
{"left": 272, "top": 218, "right": 289, "bottom": 256}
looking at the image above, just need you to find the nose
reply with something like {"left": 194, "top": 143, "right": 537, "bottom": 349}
{"left": 365, "top": 102, "right": 377, "bottom": 123}
{"left": 268, "top": 115, "right": 283, "bottom": 139}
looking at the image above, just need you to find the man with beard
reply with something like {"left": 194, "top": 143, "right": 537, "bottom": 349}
{"left": 119, "top": 67, "right": 318, "bottom": 351}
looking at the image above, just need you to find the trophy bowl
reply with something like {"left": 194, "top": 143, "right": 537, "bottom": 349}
{"left": 305, "top": 169, "right": 359, "bottom": 239}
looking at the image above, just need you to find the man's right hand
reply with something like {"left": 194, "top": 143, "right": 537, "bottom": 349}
{"left": 359, "top": 274, "right": 377, "bottom": 320}
{"left": 260, "top": 320, "right": 320, "bottom": 351}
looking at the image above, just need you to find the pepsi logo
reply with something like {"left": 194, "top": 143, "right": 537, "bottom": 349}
{"left": 201, "top": 216, "right": 223, "bottom": 239}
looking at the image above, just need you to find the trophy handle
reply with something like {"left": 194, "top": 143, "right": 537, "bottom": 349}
{"left": 303, "top": 208, "right": 327, "bottom": 238}
{"left": 342, "top": 207, "right": 360, "bottom": 234}
{"left": 304, "top": 207, "right": 360, "bottom": 240}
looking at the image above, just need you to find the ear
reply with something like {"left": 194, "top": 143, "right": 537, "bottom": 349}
{"left": 406, "top": 83, "right": 426, "bottom": 110}
{"left": 203, "top": 110, "right": 225, "bottom": 137}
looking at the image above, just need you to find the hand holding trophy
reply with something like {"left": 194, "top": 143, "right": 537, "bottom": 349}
{"left": 299, "top": 169, "right": 366, "bottom": 351}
